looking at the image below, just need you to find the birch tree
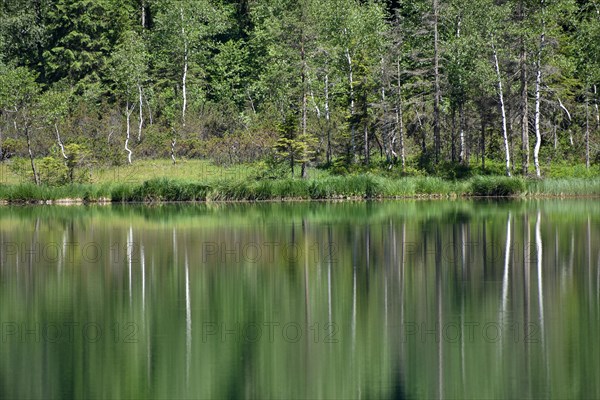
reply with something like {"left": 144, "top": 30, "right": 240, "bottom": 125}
{"left": 152, "top": 0, "right": 230, "bottom": 127}
{"left": 109, "top": 31, "right": 148, "bottom": 164}
{"left": 0, "top": 65, "right": 41, "bottom": 184}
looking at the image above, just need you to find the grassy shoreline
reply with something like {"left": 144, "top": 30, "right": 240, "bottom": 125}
{"left": 2, "top": 175, "right": 600, "bottom": 204}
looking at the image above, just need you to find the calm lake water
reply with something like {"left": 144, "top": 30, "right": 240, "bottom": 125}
{"left": 0, "top": 200, "right": 599, "bottom": 399}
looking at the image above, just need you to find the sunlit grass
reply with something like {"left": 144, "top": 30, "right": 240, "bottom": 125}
{"left": 1, "top": 158, "right": 600, "bottom": 202}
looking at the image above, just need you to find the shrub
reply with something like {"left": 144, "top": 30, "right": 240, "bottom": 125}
{"left": 470, "top": 176, "right": 525, "bottom": 196}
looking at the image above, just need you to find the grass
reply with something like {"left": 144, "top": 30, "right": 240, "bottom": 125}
{"left": 470, "top": 176, "right": 526, "bottom": 197}
{"left": 1, "top": 158, "right": 600, "bottom": 203}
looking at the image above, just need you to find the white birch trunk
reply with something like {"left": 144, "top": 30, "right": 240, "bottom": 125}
{"left": 138, "top": 84, "right": 144, "bottom": 142}
{"left": 492, "top": 39, "right": 511, "bottom": 176}
{"left": 171, "top": 138, "right": 177, "bottom": 164}
{"left": 534, "top": 25, "right": 545, "bottom": 177}
{"left": 324, "top": 73, "right": 331, "bottom": 164}
{"left": 595, "top": 85, "right": 599, "bottom": 129}
{"left": 586, "top": 91, "right": 590, "bottom": 169}
{"left": 180, "top": 8, "right": 188, "bottom": 127}
{"left": 55, "top": 123, "right": 67, "bottom": 159}
{"left": 396, "top": 58, "right": 405, "bottom": 170}
{"left": 345, "top": 46, "right": 355, "bottom": 158}
{"left": 125, "top": 102, "right": 134, "bottom": 165}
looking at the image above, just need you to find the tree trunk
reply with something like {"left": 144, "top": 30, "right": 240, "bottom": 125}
{"left": 595, "top": 85, "right": 599, "bottom": 130}
{"left": 520, "top": 6, "right": 530, "bottom": 175}
{"left": 24, "top": 124, "right": 39, "bottom": 185}
{"left": 364, "top": 123, "right": 369, "bottom": 165}
{"left": 138, "top": 84, "right": 144, "bottom": 142}
{"left": 380, "top": 58, "right": 389, "bottom": 162}
{"left": 55, "top": 123, "right": 67, "bottom": 159}
{"left": 557, "top": 97, "right": 572, "bottom": 150}
{"left": 454, "top": 14, "right": 466, "bottom": 165}
{"left": 492, "top": 38, "right": 511, "bottom": 176}
{"left": 141, "top": 0, "right": 146, "bottom": 29}
{"left": 300, "top": 28, "right": 307, "bottom": 137}
{"left": 480, "top": 112, "right": 486, "bottom": 170}
{"left": 451, "top": 107, "right": 457, "bottom": 162}
{"left": 144, "top": 90, "right": 153, "bottom": 125}
{"left": 345, "top": 46, "right": 356, "bottom": 161}
{"left": 395, "top": 57, "right": 405, "bottom": 170}
{"left": 459, "top": 102, "right": 466, "bottom": 164}
{"left": 533, "top": 23, "right": 545, "bottom": 177}
{"left": 325, "top": 73, "right": 331, "bottom": 164}
{"left": 586, "top": 89, "right": 590, "bottom": 169}
{"left": 180, "top": 8, "right": 188, "bottom": 127}
{"left": 125, "top": 102, "right": 134, "bottom": 165}
{"left": 171, "top": 138, "right": 176, "bottom": 164}
{"left": 553, "top": 112, "right": 557, "bottom": 150}
{"left": 433, "top": 0, "right": 441, "bottom": 164}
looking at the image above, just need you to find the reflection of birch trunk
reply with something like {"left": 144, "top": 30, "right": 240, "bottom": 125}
{"left": 127, "top": 226, "right": 133, "bottom": 305}
{"left": 352, "top": 232, "right": 357, "bottom": 353}
{"left": 141, "top": 243, "right": 146, "bottom": 313}
{"left": 399, "top": 220, "right": 406, "bottom": 348}
{"left": 535, "top": 211, "right": 550, "bottom": 386}
{"left": 597, "top": 249, "right": 600, "bottom": 306}
{"left": 173, "top": 228, "right": 178, "bottom": 268}
{"left": 522, "top": 213, "right": 531, "bottom": 391}
{"left": 303, "top": 219, "right": 310, "bottom": 327}
{"left": 501, "top": 213, "right": 512, "bottom": 319}
{"left": 587, "top": 216, "right": 592, "bottom": 308}
{"left": 436, "top": 228, "right": 443, "bottom": 400}
{"left": 536, "top": 212, "right": 544, "bottom": 346}
{"left": 569, "top": 231, "right": 574, "bottom": 275}
{"left": 59, "top": 230, "right": 67, "bottom": 275}
{"left": 327, "top": 225, "right": 333, "bottom": 325}
{"left": 185, "top": 251, "right": 191, "bottom": 385}
{"left": 499, "top": 213, "right": 511, "bottom": 355}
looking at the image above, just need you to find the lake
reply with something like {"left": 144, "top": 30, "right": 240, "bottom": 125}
{"left": 0, "top": 200, "right": 599, "bottom": 399}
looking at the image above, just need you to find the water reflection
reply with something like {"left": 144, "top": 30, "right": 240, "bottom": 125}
{"left": 0, "top": 201, "right": 599, "bottom": 399}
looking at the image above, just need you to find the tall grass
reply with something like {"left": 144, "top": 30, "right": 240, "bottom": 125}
{"left": 469, "top": 176, "right": 526, "bottom": 197}
{"left": 0, "top": 183, "right": 113, "bottom": 203}
{"left": 2, "top": 174, "right": 600, "bottom": 203}
{"left": 526, "top": 178, "right": 600, "bottom": 196}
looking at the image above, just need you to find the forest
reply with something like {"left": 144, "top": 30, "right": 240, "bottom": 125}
{"left": 0, "top": 0, "right": 599, "bottom": 186}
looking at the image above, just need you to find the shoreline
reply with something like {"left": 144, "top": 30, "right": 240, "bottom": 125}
{"left": 2, "top": 175, "right": 600, "bottom": 205}
{"left": 2, "top": 194, "right": 600, "bottom": 206}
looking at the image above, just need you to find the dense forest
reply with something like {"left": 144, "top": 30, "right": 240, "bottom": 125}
{"left": 0, "top": 0, "right": 599, "bottom": 184}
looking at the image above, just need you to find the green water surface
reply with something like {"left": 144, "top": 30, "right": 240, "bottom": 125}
{"left": 0, "top": 200, "right": 598, "bottom": 399}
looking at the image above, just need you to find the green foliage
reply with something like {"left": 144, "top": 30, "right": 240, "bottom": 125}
{"left": 64, "top": 143, "right": 92, "bottom": 183}
{"left": 274, "top": 114, "right": 317, "bottom": 177}
{"left": 37, "top": 156, "right": 68, "bottom": 185}
{"left": 469, "top": 176, "right": 526, "bottom": 196}
{"left": 1, "top": 0, "right": 599, "bottom": 177}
